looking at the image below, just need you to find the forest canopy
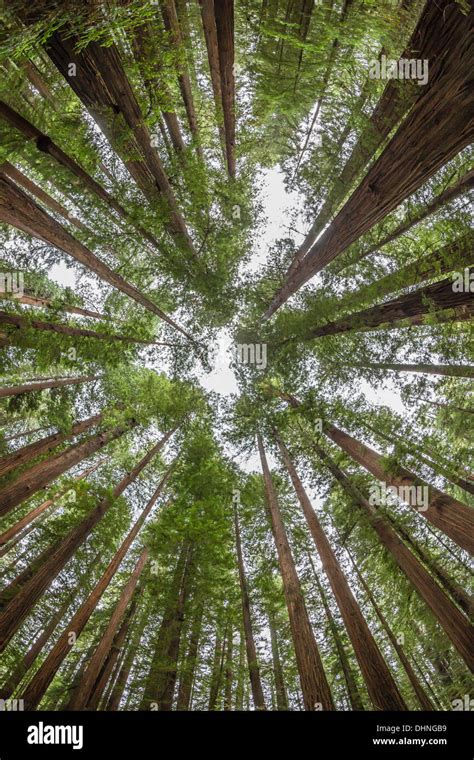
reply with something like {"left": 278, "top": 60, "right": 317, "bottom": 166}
{"left": 0, "top": 0, "right": 472, "bottom": 715}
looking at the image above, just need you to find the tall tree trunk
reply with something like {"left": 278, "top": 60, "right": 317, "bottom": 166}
{"left": 275, "top": 431, "right": 407, "bottom": 710}
{"left": 199, "top": 0, "right": 226, "bottom": 160}
{"left": 308, "top": 556, "right": 365, "bottom": 711}
{"left": 263, "top": 2, "right": 473, "bottom": 317}
{"left": 300, "top": 271, "right": 474, "bottom": 340}
{"left": 0, "top": 420, "right": 132, "bottom": 517}
{"left": 388, "top": 517, "right": 472, "bottom": 616}
{"left": 223, "top": 622, "right": 233, "bottom": 711}
{"left": 268, "top": 608, "right": 289, "bottom": 711}
{"left": 1, "top": 161, "right": 90, "bottom": 233}
{"left": 208, "top": 624, "right": 225, "bottom": 710}
{"left": 343, "top": 543, "right": 435, "bottom": 711}
{"left": 325, "top": 423, "right": 474, "bottom": 554}
{"left": 0, "top": 101, "right": 160, "bottom": 250}
{"left": 0, "top": 310, "right": 173, "bottom": 347}
{"left": 88, "top": 598, "right": 138, "bottom": 711}
{"left": 139, "top": 541, "right": 191, "bottom": 710}
{"left": 233, "top": 503, "right": 266, "bottom": 710}
{"left": 105, "top": 601, "right": 150, "bottom": 711}
{"left": 234, "top": 630, "right": 245, "bottom": 710}
{"left": 176, "top": 599, "right": 204, "bottom": 710}
{"left": 0, "top": 173, "right": 194, "bottom": 341}
{"left": 17, "top": 467, "right": 172, "bottom": 710}
{"left": 14, "top": 288, "right": 110, "bottom": 321}
{"left": 0, "top": 412, "right": 102, "bottom": 478}
{"left": 214, "top": 0, "right": 235, "bottom": 177}
{"left": 338, "top": 169, "right": 474, "bottom": 272}
{"left": 0, "top": 435, "right": 172, "bottom": 657}
{"left": 67, "top": 549, "right": 149, "bottom": 710}
{"left": 258, "top": 433, "right": 335, "bottom": 710}
{"left": 345, "top": 363, "right": 474, "bottom": 380}
{"left": 43, "top": 29, "right": 195, "bottom": 252}
{"left": 307, "top": 436, "right": 473, "bottom": 671}
{"left": 0, "top": 375, "right": 100, "bottom": 400}
{"left": 0, "top": 460, "right": 103, "bottom": 548}
{"left": 0, "top": 551, "right": 101, "bottom": 699}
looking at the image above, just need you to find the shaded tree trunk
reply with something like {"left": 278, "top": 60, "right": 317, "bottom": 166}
{"left": 343, "top": 543, "right": 435, "bottom": 711}
{"left": 325, "top": 422, "right": 474, "bottom": 554}
{"left": 0, "top": 412, "right": 102, "bottom": 478}
{"left": 0, "top": 173, "right": 193, "bottom": 340}
{"left": 233, "top": 502, "right": 266, "bottom": 710}
{"left": 263, "top": 2, "right": 473, "bottom": 316}
{"left": 214, "top": 0, "right": 235, "bottom": 177}
{"left": 0, "top": 435, "right": 172, "bottom": 657}
{"left": 268, "top": 608, "right": 289, "bottom": 711}
{"left": 0, "top": 100, "right": 160, "bottom": 250}
{"left": 275, "top": 431, "right": 407, "bottom": 710}
{"left": 176, "top": 599, "right": 204, "bottom": 711}
{"left": 0, "top": 420, "right": 132, "bottom": 517}
{"left": 258, "top": 433, "right": 334, "bottom": 710}
{"left": 17, "top": 466, "right": 172, "bottom": 710}
{"left": 0, "top": 375, "right": 100, "bottom": 400}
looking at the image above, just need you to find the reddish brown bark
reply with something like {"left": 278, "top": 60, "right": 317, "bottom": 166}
{"left": 0, "top": 421, "right": 126, "bottom": 517}
{"left": 67, "top": 548, "right": 149, "bottom": 710}
{"left": 302, "top": 272, "right": 474, "bottom": 340}
{"left": 0, "top": 100, "right": 160, "bottom": 250}
{"left": 258, "top": 433, "right": 334, "bottom": 710}
{"left": 12, "top": 290, "right": 108, "bottom": 321}
{"left": 0, "top": 434, "right": 172, "bottom": 656}
{"left": 233, "top": 503, "right": 266, "bottom": 710}
{"left": 0, "top": 173, "right": 194, "bottom": 340}
{"left": 0, "top": 375, "right": 100, "bottom": 401}
{"left": 264, "top": 2, "right": 474, "bottom": 316}
{"left": 16, "top": 465, "right": 172, "bottom": 710}
{"left": 176, "top": 599, "right": 204, "bottom": 711}
{"left": 268, "top": 608, "right": 289, "bottom": 711}
{"left": 276, "top": 432, "right": 407, "bottom": 710}
{"left": 325, "top": 423, "right": 474, "bottom": 554}
{"left": 105, "top": 604, "right": 149, "bottom": 711}
{"left": 214, "top": 0, "right": 235, "bottom": 177}
{"left": 0, "top": 310, "right": 173, "bottom": 347}
{"left": 344, "top": 544, "right": 435, "bottom": 711}
{"left": 0, "top": 461, "right": 103, "bottom": 548}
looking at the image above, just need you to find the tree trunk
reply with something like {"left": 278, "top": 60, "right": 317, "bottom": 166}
{"left": 0, "top": 435, "right": 171, "bottom": 657}
{"left": 1, "top": 161, "right": 90, "bottom": 233}
{"left": 268, "top": 608, "right": 289, "bottom": 711}
{"left": 325, "top": 423, "right": 474, "bottom": 554}
{"left": 176, "top": 599, "right": 204, "bottom": 711}
{"left": 308, "top": 556, "right": 365, "bottom": 712}
{"left": 0, "top": 100, "right": 160, "bottom": 250}
{"left": 308, "top": 437, "right": 473, "bottom": 671}
{"left": 213, "top": 0, "right": 235, "bottom": 177}
{"left": 0, "top": 412, "right": 102, "bottom": 478}
{"left": 258, "top": 433, "right": 334, "bottom": 710}
{"left": 0, "top": 173, "right": 194, "bottom": 341}
{"left": 343, "top": 544, "right": 435, "bottom": 711}
{"left": 233, "top": 502, "right": 266, "bottom": 710}
{"left": 0, "top": 375, "right": 100, "bottom": 400}
{"left": 339, "top": 169, "right": 474, "bottom": 272}
{"left": 0, "top": 310, "right": 173, "bottom": 347}
{"left": 263, "top": 2, "right": 473, "bottom": 316}
{"left": 139, "top": 541, "right": 192, "bottom": 710}
{"left": 346, "top": 363, "right": 474, "bottom": 380}
{"left": 106, "top": 602, "right": 150, "bottom": 711}
{"left": 223, "top": 622, "right": 233, "bottom": 710}
{"left": 17, "top": 466, "right": 172, "bottom": 710}
{"left": 275, "top": 431, "right": 407, "bottom": 710}
{"left": 44, "top": 29, "right": 195, "bottom": 252}
{"left": 67, "top": 549, "right": 149, "bottom": 710}
{"left": 0, "top": 421, "right": 131, "bottom": 517}
{"left": 301, "top": 271, "right": 474, "bottom": 340}
{"left": 234, "top": 631, "right": 245, "bottom": 710}
{"left": 208, "top": 624, "right": 225, "bottom": 710}
{"left": 14, "top": 289, "right": 110, "bottom": 321}
{"left": 0, "top": 460, "right": 103, "bottom": 549}
{"left": 199, "top": 0, "right": 226, "bottom": 160}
